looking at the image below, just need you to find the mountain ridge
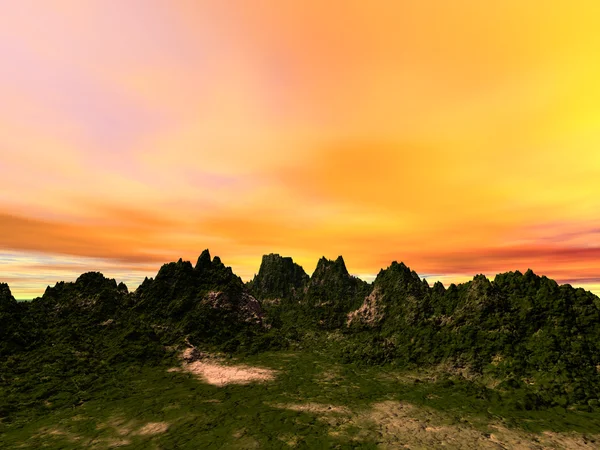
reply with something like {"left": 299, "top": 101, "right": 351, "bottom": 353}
{"left": 2, "top": 250, "right": 600, "bottom": 419}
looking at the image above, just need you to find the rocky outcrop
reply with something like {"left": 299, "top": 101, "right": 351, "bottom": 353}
{"left": 347, "top": 287, "right": 385, "bottom": 327}
{"left": 201, "top": 291, "right": 263, "bottom": 325}
{"left": 346, "top": 261, "right": 430, "bottom": 330}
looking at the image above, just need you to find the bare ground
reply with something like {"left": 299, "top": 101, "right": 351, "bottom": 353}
{"left": 270, "top": 400, "right": 600, "bottom": 449}
{"left": 175, "top": 349, "right": 278, "bottom": 386}
{"left": 35, "top": 417, "right": 170, "bottom": 448}
{"left": 183, "top": 360, "right": 277, "bottom": 386}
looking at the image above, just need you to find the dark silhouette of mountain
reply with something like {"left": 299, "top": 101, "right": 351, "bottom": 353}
{"left": 0, "top": 283, "right": 27, "bottom": 357}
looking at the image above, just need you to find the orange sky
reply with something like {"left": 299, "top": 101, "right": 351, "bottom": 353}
{"left": 2, "top": 1, "right": 600, "bottom": 298}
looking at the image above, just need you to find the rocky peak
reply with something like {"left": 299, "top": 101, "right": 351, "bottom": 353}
{"left": 454, "top": 274, "right": 504, "bottom": 316}
{"left": 432, "top": 281, "right": 446, "bottom": 295}
{"left": 372, "top": 261, "right": 427, "bottom": 297}
{"left": 155, "top": 259, "right": 195, "bottom": 282}
{"left": 75, "top": 272, "right": 119, "bottom": 292}
{"left": 195, "top": 249, "right": 212, "bottom": 271}
{"left": 346, "top": 260, "right": 434, "bottom": 329}
{"left": 250, "top": 253, "right": 309, "bottom": 300}
{"left": 311, "top": 256, "right": 350, "bottom": 285}
{"left": 212, "top": 256, "right": 224, "bottom": 267}
{"left": 0, "top": 282, "right": 16, "bottom": 309}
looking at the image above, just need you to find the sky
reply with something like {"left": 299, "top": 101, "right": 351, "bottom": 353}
{"left": 1, "top": 1, "right": 600, "bottom": 298}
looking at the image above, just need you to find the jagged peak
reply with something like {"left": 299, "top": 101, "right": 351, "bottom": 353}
{"left": 313, "top": 255, "right": 349, "bottom": 276}
{"left": 334, "top": 255, "right": 347, "bottom": 270}
{"left": 261, "top": 253, "right": 284, "bottom": 262}
{"left": 195, "top": 249, "right": 212, "bottom": 271}
{"left": 472, "top": 274, "right": 490, "bottom": 283}
{"left": 74, "top": 272, "right": 118, "bottom": 290}
{"left": 257, "top": 254, "right": 307, "bottom": 275}
{"left": 155, "top": 259, "right": 195, "bottom": 280}
{"left": 524, "top": 268, "right": 541, "bottom": 279}
{"left": 377, "top": 261, "right": 421, "bottom": 282}
{"left": 0, "top": 282, "right": 16, "bottom": 305}
{"left": 433, "top": 280, "right": 446, "bottom": 293}
{"left": 250, "top": 253, "right": 309, "bottom": 299}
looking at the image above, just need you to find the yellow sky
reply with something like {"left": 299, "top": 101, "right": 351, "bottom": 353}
{"left": 1, "top": 1, "right": 600, "bottom": 298}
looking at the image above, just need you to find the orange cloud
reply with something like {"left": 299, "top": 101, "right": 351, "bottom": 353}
{"left": 1, "top": 1, "right": 600, "bottom": 297}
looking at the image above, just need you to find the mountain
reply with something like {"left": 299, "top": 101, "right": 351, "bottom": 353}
{"left": 134, "top": 250, "right": 264, "bottom": 349}
{"left": 304, "top": 256, "right": 371, "bottom": 329}
{"left": 0, "top": 283, "right": 29, "bottom": 357}
{"left": 341, "top": 264, "right": 600, "bottom": 407}
{"left": 248, "top": 253, "right": 309, "bottom": 302}
{"left": 2, "top": 250, "right": 600, "bottom": 414}
{"left": 248, "top": 254, "right": 370, "bottom": 330}
{"left": 348, "top": 261, "right": 430, "bottom": 329}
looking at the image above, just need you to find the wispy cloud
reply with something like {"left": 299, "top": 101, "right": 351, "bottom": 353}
{"left": 1, "top": 1, "right": 600, "bottom": 297}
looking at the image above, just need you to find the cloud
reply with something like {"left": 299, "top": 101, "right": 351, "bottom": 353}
{"left": 1, "top": 1, "right": 600, "bottom": 297}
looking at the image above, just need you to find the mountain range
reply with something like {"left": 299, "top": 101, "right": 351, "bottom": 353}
{"left": 2, "top": 250, "right": 600, "bottom": 422}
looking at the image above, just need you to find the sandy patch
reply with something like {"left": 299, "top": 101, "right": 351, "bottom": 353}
{"left": 97, "top": 416, "right": 135, "bottom": 436}
{"left": 229, "top": 428, "right": 261, "bottom": 448}
{"left": 315, "top": 364, "right": 345, "bottom": 386}
{"left": 268, "top": 400, "right": 599, "bottom": 449}
{"left": 269, "top": 402, "right": 354, "bottom": 429}
{"left": 185, "top": 360, "right": 276, "bottom": 386}
{"left": 96, "top": 416, "right": 170, "bottom": 439}
{"left": 278, "top": 433, "right": 301, "bottom": 447}
{"left": 173, "top": 347, "right": 278, "bottom": 386}
{"left": 103, "top": 438, "right": 132, "bottom": 448}
{"left": 36, "top": 426, "right": 131, "bottom": 448}
{"left": 137, "top": 422, "right": 169, "bottom": 436}
{"left": 362, "top": 401, "right": 599, "bottom": 449}
{"left": 272, "top": 402, "right": 351, "bottom": 415}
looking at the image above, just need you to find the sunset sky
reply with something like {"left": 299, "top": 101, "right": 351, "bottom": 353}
{"left": 2, "top": 1, "right": 600, "bottom": 298}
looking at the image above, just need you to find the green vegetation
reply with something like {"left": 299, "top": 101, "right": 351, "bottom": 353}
{"left": 3, "top": 349, "right": 600, "bottom": 449}
{"left": 2, "top": 250, "right": 600, "bottom": 447}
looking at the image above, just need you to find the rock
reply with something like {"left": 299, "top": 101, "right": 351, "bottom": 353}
{"left": 182, "top": 347, "right": 211, "bottom": 362}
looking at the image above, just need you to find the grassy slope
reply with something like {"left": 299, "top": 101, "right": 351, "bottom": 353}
{"left": 2, "top": 348, "right": 600, "bottom": 449}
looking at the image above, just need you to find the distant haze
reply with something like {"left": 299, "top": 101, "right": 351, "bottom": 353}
{"left": 1, "top": 1, "right": 600, "bottom": 298}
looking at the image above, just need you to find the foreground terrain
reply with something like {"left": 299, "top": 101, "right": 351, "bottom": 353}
{"left": 2, "top": 349, "right": 600, "bottom": 449}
